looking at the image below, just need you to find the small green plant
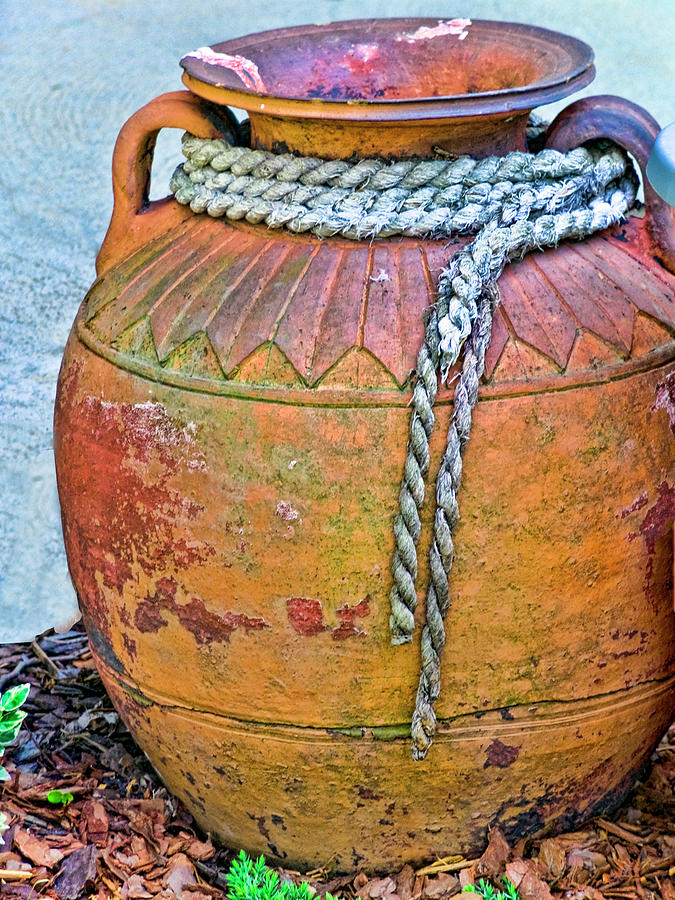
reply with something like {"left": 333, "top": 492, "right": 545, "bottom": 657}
{"left": 47, "top": 789, "right": 75, "bottom": 807}
{"left": 0, "top": 683, "right": 31, "bottom": 835}
{"left": 462, "top": 878, "right": 521, "bottom": 900}
{"left": 226, "top": 851, "right": 334, "bottom": 900}
{"left": 0, "top": 684, "right": 30, "bottom": 783}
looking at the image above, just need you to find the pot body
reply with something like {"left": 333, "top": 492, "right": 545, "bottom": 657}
{"left": 55, "top": 210, "right": 675, "bottom": 870}
{"left": 54, "top": 19, "right": 675, "bottom": 872}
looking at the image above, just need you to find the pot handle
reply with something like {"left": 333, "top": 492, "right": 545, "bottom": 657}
{"left": 96, "top": 90, "right": 239, "bottom": 276}
{"left": 545, "top": 95, "right": 675, "bottom": 275}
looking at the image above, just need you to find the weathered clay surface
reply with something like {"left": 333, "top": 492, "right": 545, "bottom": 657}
{"left": 55, "top": 319, "right": 675, "bottom": 729}
{"left": 52, "top": 27, "right": 675, "bottom": 871}
{"left": 55, "top": 202, "right": 675, "bottom": 869}
{"left": 99, "top": 664, "right": 675, "bottom": 871}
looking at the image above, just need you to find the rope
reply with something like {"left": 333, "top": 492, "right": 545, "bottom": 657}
{"left": 170, "top": 131, "right": 639, "bottom": 759}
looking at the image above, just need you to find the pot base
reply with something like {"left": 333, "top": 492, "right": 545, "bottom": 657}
{"left": 98, "top": 658, "right": 675, "bottom": 873}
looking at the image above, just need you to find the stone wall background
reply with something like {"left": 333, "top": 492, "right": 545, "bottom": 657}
{"left": 1, "top": 0, "right": 673, "bottom": 641}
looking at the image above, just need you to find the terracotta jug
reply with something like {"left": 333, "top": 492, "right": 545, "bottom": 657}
{"left": 54, "top": 19, "right": 675, "bottom": 873}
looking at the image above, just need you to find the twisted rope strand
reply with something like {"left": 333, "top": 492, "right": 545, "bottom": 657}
{"left": 170, "top": 133, "right": 639, "bottom": 759}
{"left": 409, "top": 177, "right": 638, "bottom": 759}
{"left": 411, "top": 284, "right": 499, "bottom": 759}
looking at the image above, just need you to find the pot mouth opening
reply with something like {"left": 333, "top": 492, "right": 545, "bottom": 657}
{"left": 180, "top": 18, "right": 594, "bottom": 117}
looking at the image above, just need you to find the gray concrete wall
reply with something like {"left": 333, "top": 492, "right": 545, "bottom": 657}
{"left": 1, "top": 0, "right": 673, "bottom": 641}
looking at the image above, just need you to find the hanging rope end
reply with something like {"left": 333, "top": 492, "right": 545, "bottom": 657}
{"left": 410, "top": 714, "right": 434, "bottom": 761}
{"left": 389, "top": 612, "right": 414, "bottom": 645}
{"left": 391, "top": 633, "right": 413, "bottom": 646}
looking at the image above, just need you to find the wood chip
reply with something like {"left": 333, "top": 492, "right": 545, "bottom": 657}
{"left": 164, "top": 852, "right": 197, "bottom": 895}
{"left": 475, "top": 828, "right": 511, "bottom": 878}
{"left": 52, "top": 845, "right": 98, "bottom": 900}
{"left": 423, "top": 872, "right": 459, "bottom": 897}
{"left": 12, "top": 831, "right": 64, "bottom": 869}
{"left": 505, "top": 858, "right": 554, "bottom": 900}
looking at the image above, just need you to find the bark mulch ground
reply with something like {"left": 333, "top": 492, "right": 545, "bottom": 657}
{"left": 1, "top": 626, "right": 675, "bottom": 900}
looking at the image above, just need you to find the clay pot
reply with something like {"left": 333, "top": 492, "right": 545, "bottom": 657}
{"left": 54, "top": 19, "right": 675, "bottom": 872}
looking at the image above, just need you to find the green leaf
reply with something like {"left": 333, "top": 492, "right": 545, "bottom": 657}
{"left": 47, "top": 789, "right": 74, "bottom": 807}
{"left": 224, "top": 851, "right": 329, "bottom": 900}
{"left": 461, "top": 878, "right": 521, "bottom": 900}
{"left": 0, "top": 684, "right": 30, "bottom": 712}
{"left": 0, "top": 811, "right": 8, "bottom": 834}
{"left": 0, "top": 765, "right": 10, "bottom": 782}
{"left": 0, "top": 710, "right": 27, "bottom": 730}
{"left": 0, "top": 726, "right": 21, "bottom": 747}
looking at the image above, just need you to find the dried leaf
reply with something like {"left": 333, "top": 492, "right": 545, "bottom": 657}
{"left": 0, "top": 885, "right": 39, "bottom": 899}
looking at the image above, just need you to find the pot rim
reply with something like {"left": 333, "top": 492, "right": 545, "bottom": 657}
{"left": 180, "top": 18, "right": 595, "bottom": 122}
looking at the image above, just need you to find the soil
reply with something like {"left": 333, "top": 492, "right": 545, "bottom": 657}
{"left": 1, "top": 625, "right": 675, "bottom": 900}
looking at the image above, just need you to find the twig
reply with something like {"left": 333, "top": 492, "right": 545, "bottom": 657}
{"left": 193, "top": 859, "right": 229, "bottom": 890}
{"left": 184, "top": 884, "right": 224, "bottom": 896}
{"left": 640, "top": 854, "right": 675, "bottom": 876}
{"left": 0, "top": 869, "right": 34, "bottom": 881}
{"left": 415, "top": 857, "right": 476, "bottom": 876}
{"left": 611, "top": 819, "right": 648, "bottom": 834}
{"left": 596, "top": 819, "right": 647, "bottom": 845}
{"left": 0, "top": 655, "right": 31, "bottom": 690}
{"left": 306, "top": 855, "right": 336, "bottom": 880}
{"left": 30, "top": 641, "right": 60, "bottom": 678}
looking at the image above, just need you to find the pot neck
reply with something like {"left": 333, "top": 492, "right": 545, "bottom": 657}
{"left": 247, "top": 109, "right": 530, "bottom": 158}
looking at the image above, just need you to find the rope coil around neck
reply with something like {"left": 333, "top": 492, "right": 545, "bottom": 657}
{"left": 170, "top": 130, "right": 639, "bottom": 760}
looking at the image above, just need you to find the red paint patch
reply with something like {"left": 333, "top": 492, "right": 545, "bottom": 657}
{"left": 620, "top": 491, "right": 649, "bottom": 518}
{"left": 286, "top": 596, "right": 370, "bottom": 639}
{"left": 135, "top": 576, "right": 268, "bottom": 644}
{"left": 122, "top": 633, "right": 137, "bottom": 659}
{"left": 55, "top": 373, "right": 214, "bottom": 642}
{"left": 135, "top": 577, "right": 174, "bottom": 633}
{"left": 357, "top": 785, "right": 382, "bottom": 800}
{"left": 628, "top": 481, "right": 675, "bottom": 604}
{"left": 287, "top": 597, "right": 326, "bottom": 636}
{"left": 483, "top": 739, "right": 521, "bottom": 769}
{"left": 332, "top": 597, "right": 371, "bottom": 640}
{"left": 653, "top": 371, "right": 675, "bottom": 434}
